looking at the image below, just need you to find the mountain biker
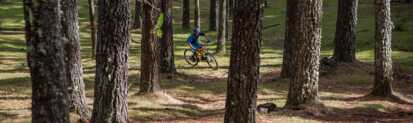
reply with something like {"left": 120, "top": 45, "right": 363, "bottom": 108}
{"left": 187, "top": 28, "right": 212, "bottom": 53}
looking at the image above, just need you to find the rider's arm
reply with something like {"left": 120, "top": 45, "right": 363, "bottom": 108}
{"left": 204, "top": 34, "right": 212, "bottom": 43}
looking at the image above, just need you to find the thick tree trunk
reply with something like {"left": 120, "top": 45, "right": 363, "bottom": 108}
{"left": 209, "top": 0, "right": 217, "bottom": 31}
{"left": 61, "top": 0, "right": 89, "bottom": 120}
{"left": 223, "top": 0, "right": 263, "bottom": 122}
{"left": 25, "top": 0, "right": 70, "bottom": 122}
{"left": 160, "top": 0, "right": 176, "bottom": 73}
{"left": 91, "top": 0, "right": 130, "bottom": 122}
{"left": 216, "top": 0, "right": 226, "bottom": 54}
{"left": 182, "top": 0, "right": 190, "bottom": 29}
{"left": 194, "top": 0, "right": 201, "bottom": 29}
{"left": 371, "top": 0, "right": 394, "bottom": 97}
{"left": 333, "top": 0, "right": 358, "bottom": 63}
{"left": 140, "top": 0, "right": 161, "bottom": 93}
{"left": 88, "top": 0, "right": 97, "bottom": 58}
{"left": 284, "top": 0, "right": 323, "bottom": 107}
{"left": 133, "top": 0, "right": 142, "bottom": 29}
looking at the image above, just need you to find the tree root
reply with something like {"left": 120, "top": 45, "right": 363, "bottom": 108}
{"left": 365, "top": 92, "right": 413, "bottom": 105}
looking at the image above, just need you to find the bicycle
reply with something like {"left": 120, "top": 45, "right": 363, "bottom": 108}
{"left": 184, "top": 45, "right": 219, "bottom": 70}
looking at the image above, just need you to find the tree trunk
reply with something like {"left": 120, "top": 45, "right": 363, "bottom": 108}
{"left": 133, "top": 0, "right": 142, "bottom": 29}
{"left": 61, "top": 0, "right": 89, "bottom": 120}
{"left": 216, "top": 0, "right": 226, "bottom": 54}
{"left": 194, "top": 0, "right": 201, "bottom": 29}
{"left": 88, "top": 0, "right": 97, "bottom": 58}
{"left": 227, "top": 0, "right": 233, "bottom": 17}
{"left": 160, "top": 0, "right": 176, "bottom": 73}
{"left": 333, "top": 0, "right": 358, "bottom": 63}
{"left": 284, "top": 0, "right": 323, "bottom": 107}
{"left": 223, "top": 0, "right": 263, "bottom": 122}
{"left": 24, "top": 0, "right": 70, "bottom": 122}
{"left": 370, "top": 0, "right": 394, "bottom": 97}
{"left": 91, "top": 0, "right": 130, "bottom": 122}
{"left": 209, "top": 0, "right": 217, "bottom": 31}
{"left": 140, "top": 0, "right": 161, "bottom": 93}
{"left": 182, "top": 0, "right": 190, "bottom": 29}
{"left": 225, "top": 0, "right": 230, "bottom": 42}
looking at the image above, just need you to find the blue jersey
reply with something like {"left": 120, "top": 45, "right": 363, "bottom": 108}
{"left": 187, "top": 32, "right": 205, "bottom": 51}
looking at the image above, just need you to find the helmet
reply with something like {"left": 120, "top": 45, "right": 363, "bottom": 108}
{"left": 193, "top": 28, "right": 201, "bottom": 35}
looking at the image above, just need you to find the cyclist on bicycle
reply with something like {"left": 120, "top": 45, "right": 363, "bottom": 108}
{"left": 187, "top": 28, "right": 211, "bottom": 53}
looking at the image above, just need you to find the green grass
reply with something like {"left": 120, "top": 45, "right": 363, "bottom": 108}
{"left": 1, "top": 0, "right": 413, "bottom": 122}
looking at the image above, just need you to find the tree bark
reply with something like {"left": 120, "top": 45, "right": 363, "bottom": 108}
{"left": 216, "top": 0, "right": 226, "bottom": 54}
{"left": 61, "top": 0, "right": 89, "bottom": 120}
{"left": 333, "top": 0, "right": 358, "bottom": 63}
{"left": 160, "top": 0, "right": 176, "bottom": 73}
{"left": 284, "top": 0, "right": 323, "bottom": 107}
{"left": 88, "top": 0, "right": 97, "bottom": 58}
{"left": 133, "top": 0, "right": 142, "bottom": 29}
{"left": 370, "top": 0, "right": 394, "bottom": 97}
{"left": 182, "top": 0, "right": 190, "bottom": 29}
{"left": 140, "top": 0, "right": 161, "bottom": 93}
{"left": 24, "top": 0, "right": 70, "bottom": 122}
{"left": 194, "top": 0, "right": 201, "bottom": 29}
{"left": 223, "top": 0, "right": 263, "bottom": 122}
{"left": 91, "top": 0, "right": 130, "bottom": 122}
{"left": 209, "top": 0, "right": 217, "bottom": 31}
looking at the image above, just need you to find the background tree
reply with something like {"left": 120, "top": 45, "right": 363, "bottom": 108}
{"left": 133, "top": 0, "right": 142, "bottom": 29}
{"left": 333, "top": 0, "right": 359, "bottom": 63}
{"left": 223, "top": 0, "right": 263, "bottom": 122}
{"left": 370, "top": 0, "right": 394, "bottom": 97}
{"left": 216, "top": 0, "right": 227, "bottom": 54}
{"left": 227, "top": 0, "right": 233, "bottom": 17}
{"left": 91, "top": 0, "right": 130, "bottom": 122}
{"left": 209, "top": 0, "right": 217, "bottom": 31}
{"left": 61, "top": 0, "right": 89, "bottom": 120}
{"left": 24, "top": 0, "right": 70, "bottom": 122}
{"left": 182, "top": 0, "right": 190, "bottom": 29}
{"left": 284, "top": 0, "right": 323, "bottom": 107}
{"left": 88, "top": 0, "right": 97, "bottom": 58}
{"left": 140, "top": 0, "right": 161, "bottom": 93}
{"left": 194, "top": 0, "right": 201, "bottom": 29}
{"left": 160, "top": 0, "right": 176, "bottom": 73}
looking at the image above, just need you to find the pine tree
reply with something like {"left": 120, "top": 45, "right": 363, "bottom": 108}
{"left": 209, "top": 0, "right": 217, "bottom": 31}
{"left": 284, "top": 0, "right": 323, "bottom": 107}
{"left": 216, "top": 0, "right": 227, "bottom": 54}
{"left": 194, "top": 0, "right": 201, "bottom": 29}
{"left": 333, "top": 0, "right": 359, "bottom": 63}
{"left": 91, "top": 0, "right": 130, "bottom": 122}
{"left": 182, "top": 0, "right": 190, "bottom": 29}
{"left": 24, "top": 0, "right": 70, "bottom": 122}
{"left": 61, "top": 0, "right": 89, "bottom": 120}
{"left": 133, "top": 0, "right": 142, "bottom": 29}
{"left": 140, "top": 0, "right": 162, "bottom": 93}
{"left": 160, "top": 0, "right": 177, "bottom": 73}
{"left": 370, "top": 0, "right": 394, "bottom": 97}
{"left": 224, "top": 0, "right": 263, "bottom": 122}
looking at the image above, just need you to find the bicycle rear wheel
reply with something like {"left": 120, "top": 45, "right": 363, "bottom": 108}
{"left": 184, "top": 49, "right": 199, "bottom": 67}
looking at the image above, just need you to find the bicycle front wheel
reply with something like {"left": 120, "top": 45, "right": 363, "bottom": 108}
{"left": 206, "top": 53, "right": 218, "bottom": 70}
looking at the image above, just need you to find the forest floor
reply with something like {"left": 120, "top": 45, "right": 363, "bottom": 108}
{"left": 1, "top": 64, "right": 413, "bottom": 123}
{"left": 1, "top": 0, "right": 413, "bottom": 122}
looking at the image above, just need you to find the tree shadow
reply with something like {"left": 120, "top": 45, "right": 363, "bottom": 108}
{"left": 274, "top": 104, "right": 413, "bottom": 123}
{"left": 130, "top": 103, "right": 224, "bottom": 122}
